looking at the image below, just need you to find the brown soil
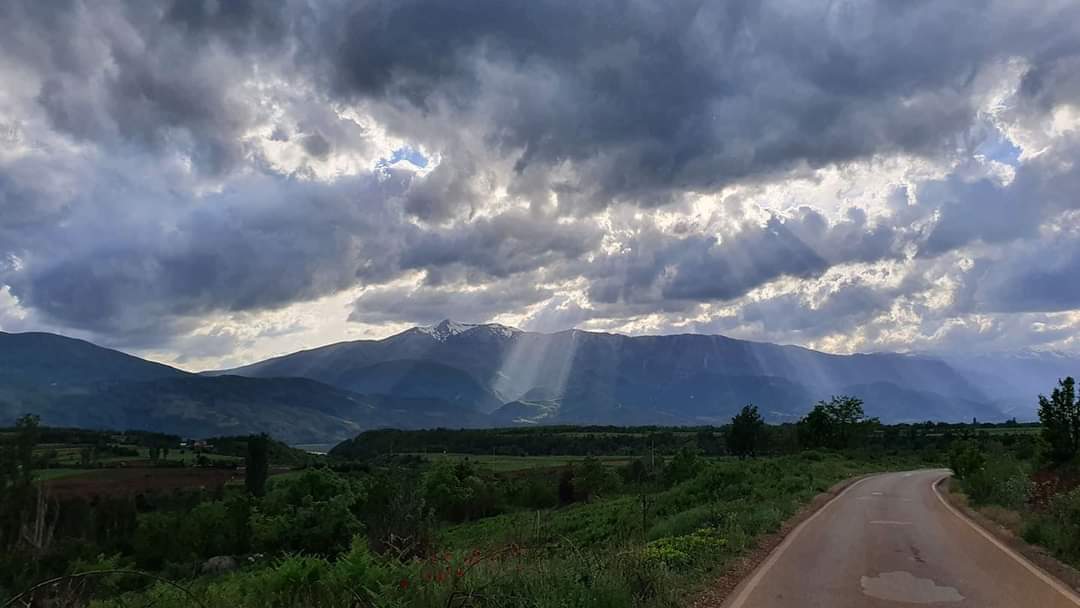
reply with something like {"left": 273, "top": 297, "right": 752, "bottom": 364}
{"left": 43, "top": 467, "right": 244, "bottom": 498}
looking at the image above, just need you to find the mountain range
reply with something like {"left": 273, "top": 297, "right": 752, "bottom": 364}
{"left": 1, "top": 321, "right": 1071, "bottom": 443}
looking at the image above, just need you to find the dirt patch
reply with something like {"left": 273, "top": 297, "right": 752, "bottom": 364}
{"left": 939, "top": 477, "right": 1080, "bottom": 596}
{"left": 688, "top": 474, "right": 872, "bottom": 608}
{"left": 43, "top": 467, "right": 243, "bottom": 498}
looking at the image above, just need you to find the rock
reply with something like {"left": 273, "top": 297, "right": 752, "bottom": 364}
{"left": 201, "top": 555, "right": 237, "bottom": 575}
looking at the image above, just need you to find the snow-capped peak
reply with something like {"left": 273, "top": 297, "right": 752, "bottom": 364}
{"left": 415, "top": 319, "right": 520, "bottom": 342}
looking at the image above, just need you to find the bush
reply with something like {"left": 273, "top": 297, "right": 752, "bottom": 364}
{"left": 576, "top": 456, "right": 621, "bottom": 502}
{"left": 962, "top": 456, "right": 1029, "bottom": 509}
{"left": 642, "top": 527, "right": 727, "bottom": 569}
{"left": 949, "top": 441, "right": 985, "bottom": 479}
{"left": 251, "top": 469, "right": 364, "bottom": 555}
{"left": 662, "top": 448, "right": 703, "bottom": 487}
{"left": 1045, "top": 487, "right": 1080, "bottom": 562}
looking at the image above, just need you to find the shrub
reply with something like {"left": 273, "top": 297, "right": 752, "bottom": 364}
{"left": 642, "top": 527, "right": 728, "bottom": 569}
{"left": 662, "top": 448, "right": 703, "bottom": 487}
{"left": 962, "top": 456, "right": 1029, "bottom": 509}
{"left": 576, "top": 456, "right": 621, "bottom": 502}
{"left": 251, "top": 469, "right": 364, "bottom": 555}
{"left": 1045, "top": 487, "right": 1080, "bottom": 562}
{"left": 949, "top": 441, "right": 985, "bottom": 479}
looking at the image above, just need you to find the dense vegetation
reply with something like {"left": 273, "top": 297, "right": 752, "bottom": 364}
{"left": 951, "top": 377, "right": 1080, "bottom": 569}
{"left": 328, "top": 413, "right": 1030, "bottom": 460}
{"left": 0, "top": 386, "right": 1073, "bottom": 607}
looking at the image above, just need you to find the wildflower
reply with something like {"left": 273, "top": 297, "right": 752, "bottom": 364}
{"left": 456, "top": 568, "right": 464, "bottom": 577}
{"left": 399, "top": 579, "right": 409, "bottom": 590}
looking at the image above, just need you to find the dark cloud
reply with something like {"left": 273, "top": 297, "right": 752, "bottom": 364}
{"left": 348, "top": 279, "right": 553, "bottom": 326}
{"left": 972, "top": 235, "right": 1080, "bottom": 313}
{"left": 399, "top": 210, "right": 602, "bottom": 282}
{"left": 918, "top": 148, "right": 1080, "bottom": 257}
{"left": 587, "top": 208, "right": 901, "bottom": 305}
{"left": 0, "top": 163, "right": 597, "bottom": 342}
{"left": 297, "top": 0, "right": 1079, "bottom": 208}
{"left": 3, "top": 0, "right": 1080, "bottom": 361}
{"left": 3, "top": 169, "right": 410, "bottom": 338}
{"left": 301, "top": 132, "right": 332, "bottom": 158}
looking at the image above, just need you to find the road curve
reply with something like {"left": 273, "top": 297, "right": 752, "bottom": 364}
{"left": 722, "top": 469, "right": 1080, "bottom": 607}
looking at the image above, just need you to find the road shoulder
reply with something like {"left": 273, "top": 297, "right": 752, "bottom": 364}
{"left": 688, "top": 473, "right": 873, "bottom": 608}
{"left": 939, "top": 476, "right": 1080, "bottom": 597}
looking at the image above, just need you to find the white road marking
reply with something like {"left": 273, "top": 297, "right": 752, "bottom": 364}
{"left": 872, "top": 491, "right": 884, "bottom": 495}
{"left": 932, "top": 475, "right": 1080, "bottom": 606}
{"left": 870, "top": 520, "right": 912, "bottom": 525}
{"left": 722, "top": 474, "right": 876, "bottom": 608}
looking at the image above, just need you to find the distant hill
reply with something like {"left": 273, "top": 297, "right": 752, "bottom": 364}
{"left": 216, "top": 319, "right": 1007, "bottom": 425}
{"left": 3, "top": 323, "right": 1026, "bottom": 442}
{"left": 0, "top": 331, "right": 186, "bottom": 387}
{"left": 0, "top": 332, "right": 485, "bottom": 443}
{"left": 936, "top": 351, "right": 1080, "bottom": 419}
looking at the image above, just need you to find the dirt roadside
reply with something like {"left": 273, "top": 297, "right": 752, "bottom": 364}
{"left": 937, "top": 476, "right": 1080, "bottom": 596}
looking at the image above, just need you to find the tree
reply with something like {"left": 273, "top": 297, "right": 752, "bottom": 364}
{"left": 797, "top": 396, "right": 877, "bottom": 450}
{"left": 797, "top": 404, "right": 836, "bottom": 449}
{"left": 727, "top": 404, "right": 765, "bottom": 458}
{"left": 558, "top": 466, "right": 576, "bottom": 505}
{"left": 620, "top": 458, "right": 650, "bottom": 485}
{"left": 421, "top": 459, "right": 478, "bottom": 521}
{"left": 250, "top": 469, "right": 363, "bottom": 555}
{"left": 1039, "top": 377, "right": 1080, "bottom": 465}
{"left": 14, "top": 414, "right": 40, "bottom": 485}
{"left": 948, "top": 440, "right": 985, "bottom": 479}
{"left": 575, "top": 456, "right": 620, "bottom": 502}
{"left": 695, "top": 429, "right": 723, "bottom": 455}
{"left": 245, "top": 433, "right": 270, "bottom": 497}
{"left": 663, "top": 447, "right": 703, "bottom": 486}
{"left": 1, "top": 415, "right": 43, "bottom": 552}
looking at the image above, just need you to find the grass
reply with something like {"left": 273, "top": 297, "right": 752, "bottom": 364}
{"left": 411, "top": 452, "right": 633, "bottom": 472}
{"left": 36, "top": 443, "right": 243, "bottom": 466}
{"left": 86, "top": 450, "right": 936, "bottom": 608}
{"left": 439, "top": 452, "right": 919, "bottom": 555}
{"left": 32, "top": 468, "right": 89, "bottom": 481}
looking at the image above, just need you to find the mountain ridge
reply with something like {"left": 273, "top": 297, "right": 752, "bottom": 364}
{"left": 214, "top": 319, "right": 1004, "bottom": 425}
{"left": 1, "top": 321, "right": 1041, "bottom": 442}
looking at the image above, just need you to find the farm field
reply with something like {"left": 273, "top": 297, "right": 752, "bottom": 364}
{"left": 2, "top": 419, "right": 1058, "bottom": 608}
{"left": 31, "top": 468, "right": 87, "bottom": 482}
{"left": 41, "top": 467, "right": 243, "bottom": 498}
{"left": 37, "top": 443, "right": 243, "bottom": 466}
{"left": 411, "top": 452, "right": 635, "bottom": 471}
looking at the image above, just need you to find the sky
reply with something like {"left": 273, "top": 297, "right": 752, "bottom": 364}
{"left": 2, "top": 0, "right": 1080, "bottom": 371}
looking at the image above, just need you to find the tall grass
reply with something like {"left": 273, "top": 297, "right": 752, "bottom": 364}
{"left": 89, "top": 451, "right": 930, "bottom": 608}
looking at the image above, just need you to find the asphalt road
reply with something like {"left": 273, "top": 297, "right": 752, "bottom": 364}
{"left": 723, "top": 469, "right": 1080, "bottom": 607}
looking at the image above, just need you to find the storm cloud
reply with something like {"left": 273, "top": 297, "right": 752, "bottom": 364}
{"left": 2, "top": 0, "right": 1080, "bottom": 367}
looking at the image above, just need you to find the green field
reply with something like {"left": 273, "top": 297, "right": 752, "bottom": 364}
{"left": 36, "top": 443, "right": 243, "bottom": 465}
{"left": 412, "top": 452, "right": 634, "bottom": 471}
{"left": 32, "top": 468, "right": 88, "bottom": 481}
{"left": 978, "top": 426, "right": 1042, "bottom": 435}
{"left": 79, "top": 450, "right": 937, "bottom": 608}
